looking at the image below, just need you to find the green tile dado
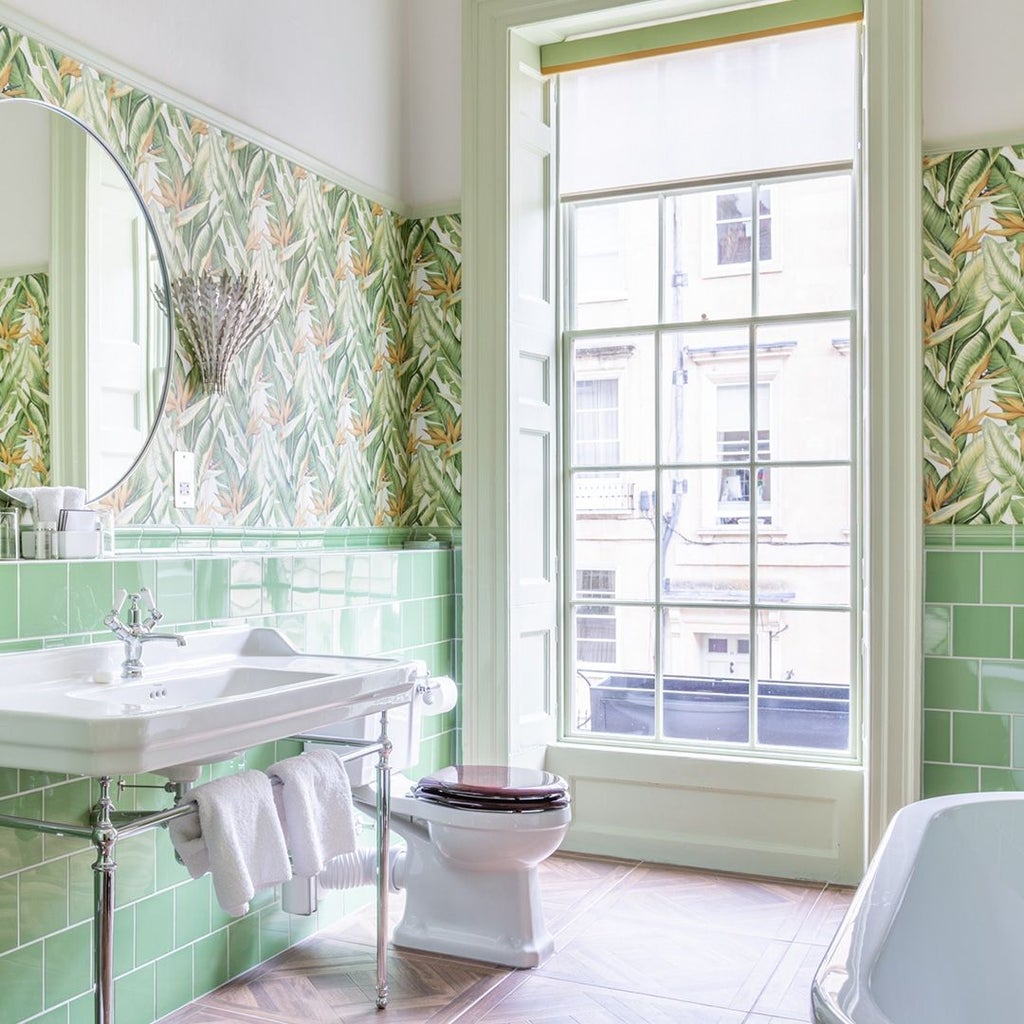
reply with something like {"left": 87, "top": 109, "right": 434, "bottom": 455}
{"left": 0, "top": 875, "right": 15, "bottom": 955}
{"left": 922, "top": 762, "right": 979, "bottom": 798}
{"left": 951, "top": 605, "right": 1011, "bottom": 659}
{"left": 1013, "top": 607, "right": 1024, "bottom": 662}
{"left": 0, "top": 566, "right": 16, "bottom": 640}
{"left": 19, "top": 859, "right": 68, "bottom": 944}
{"left": 922, "top": 605, "right": 950, "bottom": 656}
{"left": 193, "top": 558, "right": 231, "bottom": 620}
{"left": 0, "top": 540, "right": 460, "bottom": 1024}
{"left": 925, "top": 550, "right": 980, "bottom": 603}
{"left": 952, "top": 711, "right": 1011, "bottom": 766}
{"left": 980, "top": 661, "right": 1024, "bottom": 714}
{"left": 982, "top": 550, "right": 1024, "bottom": 604}
{"left": 0, "top": 940, "right": 43, "bottom": 1024}
{"left": 135, "top": 890, "right": 175, "bottom": 965}
{"left": 155, "top": 947, "right": 193, "bottom": 1019}
{"left": 113, "top": 561, "right": 158, "bottom": 605}
{"left": 18, "top": 563, "right": 68, "bottom": 638}
{"left": 923, "top": 709, "right": 951, "bottom": 762}
{"left": 44, "top": 923, "right": 91, "bottom": 1008}
{"left": 923, "top": 657, "right": 979, "bottom": 710}
{"left": 191, "top": 930, "right": 229, "bottom": 998}
{"left": 980, "top": 767, "right": 1024, "bottom": 792}
{"left": 115, "top": 962, "right": 155, "bottom": 1024}
{"left": 67, "top": 562, "right": 114, "bottom": 635}
{"left": 155, "top": 559, "right": 196, "bottom": 626}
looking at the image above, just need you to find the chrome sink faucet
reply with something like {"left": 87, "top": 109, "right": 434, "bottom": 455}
{"left": 104, "top": 587, "right": 186, "bottom": 679}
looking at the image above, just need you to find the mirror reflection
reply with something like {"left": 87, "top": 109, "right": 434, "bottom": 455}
{"left": 0, "top": 99, "right": 172, "bottom": 502}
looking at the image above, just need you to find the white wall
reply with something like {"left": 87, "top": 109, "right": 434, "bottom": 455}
{"left": 404, "top": 0, "right": 1024, "bottom": 206}
{"left": 0, "top": 0, "right": 406, "bottom": 207}
{"left": 0, "top": 101, "right": 50, "bottom": 275}
{"left": 923, "top": 0, "right": 1024, "bottom": 150}
{"left": 402, "top": 0, "right": 461, "bottom": 213}
{"left": 3, "top": 1, "right": 1013, "bottom": 213}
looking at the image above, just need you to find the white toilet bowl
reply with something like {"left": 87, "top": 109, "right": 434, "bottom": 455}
{"left": 371, "top": 772, "right": 571, "bottom": 967}
{"left": 307, "top": 671, "right": 573, "bottom": 966}
{"left": 310, "top": 672, "right": 572, "bottom": 968}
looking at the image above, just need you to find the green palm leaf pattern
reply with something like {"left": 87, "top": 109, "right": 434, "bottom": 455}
{"left": 0, "top": 27, "right": 462, "bottom": 529}
{"left": 924, "top": 144, "right": 1024, "bottom": 523}
{"left": 0, "top": 272, "right": 49, "bottom": 488}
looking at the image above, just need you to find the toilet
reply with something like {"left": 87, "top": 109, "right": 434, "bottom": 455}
{"left": 309, "top": 674, "right": 572, "bottom": 968}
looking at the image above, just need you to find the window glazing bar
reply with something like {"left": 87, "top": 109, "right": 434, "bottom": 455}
{"left": 561, "top": 161, "right": 853, "bottom": 205}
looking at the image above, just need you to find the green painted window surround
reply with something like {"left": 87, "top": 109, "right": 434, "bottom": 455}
{"left": 539, "top": 0, "right": 863, "bottom": 74}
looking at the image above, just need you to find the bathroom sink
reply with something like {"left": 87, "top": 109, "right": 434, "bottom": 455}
{"left": 0, "top": 627, "right": 418, "bottom": 778}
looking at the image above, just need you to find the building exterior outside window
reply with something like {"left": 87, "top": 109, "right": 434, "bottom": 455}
{"left": 712, "top": 188, "right": 773, "bottom": 268}
{"left": 560, "top": 23, "right": 858, "bottom": 759}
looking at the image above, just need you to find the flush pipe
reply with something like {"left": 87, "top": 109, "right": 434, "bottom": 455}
{"left": 319, "top": 845, "right": 406, "bottom": 892}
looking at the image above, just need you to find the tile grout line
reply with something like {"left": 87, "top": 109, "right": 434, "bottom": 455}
{"left": 735, "top": 878, "right": 834, "bottom": 1023}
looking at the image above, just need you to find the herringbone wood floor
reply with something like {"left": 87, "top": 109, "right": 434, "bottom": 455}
{"left": 160, "top": 854, "right": 852, "bottom": 1024}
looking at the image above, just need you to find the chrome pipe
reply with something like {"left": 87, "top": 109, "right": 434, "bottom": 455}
{"left": 92, "top": 777, "right": 118, "bottom": 1024}
{"left": 0, "top": 813, "right": 93, "bottom": 839}
{"left": 114, "top": 800, "right": 199, "bottom": 839}
{"left": 375, "top": 709, "right": 392, "bottom": 1009}
{"left": 0, "top": 726, "right": 402, "bottom": 1023}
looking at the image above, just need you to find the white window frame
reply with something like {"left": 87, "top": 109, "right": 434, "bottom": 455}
{"left": 462, "top": 0, "right": 922, "bottom": 883}
{"left": 562, "top": 168, "right": 855, "bottom": 763}
{"left": 574, "top": 203, "right": 629, "bottom": 303}
{"left": 715, "top": 379, "right": 772, "bottom": 527}
{"left": 702, "top": 185, "right": 781, "bottom": 278}
{"left": 575, "top": 567, "right": 618, "bottom": 665}
{"left": 573, "top": 375, "right": 621, "bottom": 468}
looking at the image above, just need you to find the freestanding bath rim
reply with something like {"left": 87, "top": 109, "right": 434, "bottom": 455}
{"left": 812, "top": 791, "right": 1024, "bottom": 1024}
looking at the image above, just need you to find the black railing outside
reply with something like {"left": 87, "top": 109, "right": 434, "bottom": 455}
{"left": 586, "top": 672, "right": 849, "bottom": 750}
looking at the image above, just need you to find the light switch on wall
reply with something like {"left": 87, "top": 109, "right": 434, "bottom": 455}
{"left": 173, "top": 451, "right": 196, "bottom": 509}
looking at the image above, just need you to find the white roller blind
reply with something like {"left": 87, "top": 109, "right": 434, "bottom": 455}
{"left": 559, "top": 22, "right": 858, "bottom": 194}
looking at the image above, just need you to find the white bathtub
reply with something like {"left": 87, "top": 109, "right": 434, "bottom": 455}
{"left": 812, "top": 792, "right": 1024, "bottom": 1023}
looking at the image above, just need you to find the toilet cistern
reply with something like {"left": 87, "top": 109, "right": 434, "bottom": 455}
{"left": 104, "top": 587, "right": 186, "bottom": 679}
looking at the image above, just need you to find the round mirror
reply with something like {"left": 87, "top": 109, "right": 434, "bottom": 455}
{"left": 0, "top": 98, "right": 172, "bottom": 503}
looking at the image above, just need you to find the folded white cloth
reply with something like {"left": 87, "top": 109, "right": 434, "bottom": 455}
{"left": 32, "top": 486, "right": 63, "bottom": 524}
{"left": 268, "top": 748, "right": 358, "bottom": 877}
{"left": 168, "top": 771, "right": 291, "bottom": 916}
{"left": 63, "top": 487, "right": 86, "bottom": 511}
{"left": 5, "top": 488, "right": 34, "bottom": 520}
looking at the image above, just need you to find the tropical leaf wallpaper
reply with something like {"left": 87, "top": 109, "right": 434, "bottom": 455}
{"left": 924, "top": 145, "right": 1024, "bottom": 524}
{"left": 0, "top": 27, "right": 461, "bottom": 527}
{"left": 0, "top": 271, "right": 49, "bottom": 488}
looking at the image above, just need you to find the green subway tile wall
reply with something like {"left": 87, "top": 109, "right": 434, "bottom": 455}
{"left": 923, "top": 525, "right": 1024, "bottom": 797}
{"left": 0, "top": 536, "right": 460, "bottom": 1024}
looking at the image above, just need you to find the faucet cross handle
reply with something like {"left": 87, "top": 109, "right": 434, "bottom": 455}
{"left": 138, "top": 586, "right": 163, "bottom": 630}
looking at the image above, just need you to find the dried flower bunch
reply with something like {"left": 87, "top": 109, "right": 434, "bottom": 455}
{"left": 170, "top": 270, "right": 280, "bottom": 396}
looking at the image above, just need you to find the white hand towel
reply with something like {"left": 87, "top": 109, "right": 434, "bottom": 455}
{"left": 32, "top": 486, "right": 63, "bottom": 524}
{"left": 63, "top": 487, "right": 86, "bottom": 511}
{"left": 268, "top": 749, "right": 358, "bottom": 877}
{"left": 168, "top": 771, "right": 291, "bottom": 916}
{"left": 5, "top": 488, "right": 34, "bottom": 520}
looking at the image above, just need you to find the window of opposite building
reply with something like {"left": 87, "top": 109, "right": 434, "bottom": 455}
{"left": 561, "top": 22, "right": 858, "bottom": 760}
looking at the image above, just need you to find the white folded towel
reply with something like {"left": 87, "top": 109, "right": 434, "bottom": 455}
{"left": 168, "top": 771, "right": 291, "bottom": 916}
{"left": 63, "top": 487, "right": 86, "bottom": 511}
{"left": 33, "top": 486, "right": 63, "bottom": 525}
{"left": 5, "top": 488, "right": 34, "bottom": 521}
{"left": 268, "top": 749, "right": 358, "bottom": 877}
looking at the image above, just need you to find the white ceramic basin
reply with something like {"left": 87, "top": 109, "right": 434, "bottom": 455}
{"left": 0, "top": 627, "right": 418, "bottom": 778}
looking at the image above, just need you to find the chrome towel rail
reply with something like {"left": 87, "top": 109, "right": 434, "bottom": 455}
{"left": 0, "top": 714, "right": 394, "bottom": 1024}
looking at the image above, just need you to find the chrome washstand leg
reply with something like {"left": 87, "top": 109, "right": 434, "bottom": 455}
{"left": 92, "top": 777, "right": 118, "bottom": 1024}
{"left": 375, "top": 710, "right": 392, "bottom": 1010}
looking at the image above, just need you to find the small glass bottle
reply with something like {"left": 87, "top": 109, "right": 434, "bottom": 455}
{"left": 33, "top": 521, "right": 56, "bottom": 560}
{"left": 0, "top": 508, "right": 19, "bottom": 560}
